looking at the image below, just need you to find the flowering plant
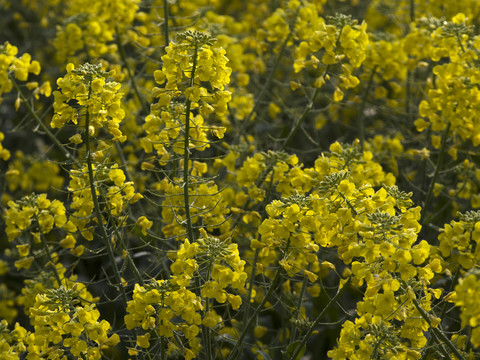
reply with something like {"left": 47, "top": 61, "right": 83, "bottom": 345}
{"left": 1, "top": 0, "right": 480, "bottom": 359}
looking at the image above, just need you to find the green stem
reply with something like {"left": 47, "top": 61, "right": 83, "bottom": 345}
{"left": 410, "top": 0, "right": 415, "bottom": 22}
{"left": 235, "top": 11, "right": 298, "bottom": 144}
{"left": 202, "top": 261, "right": 214, "bottom": 360}
{"left": 194, "top": 275, "right": 210, "bottom": 360}
{"left": 242, "top": 248, "right": 259, "bottom": 327}
{"left": 105, "top": 207, "right": 145, "bottom": 286}
{"left": 9, "top": 74, "right": 79, "bottom": 167}
{"left": 412, "top": 298, "right": 465, "bottom": 360}
{"left": 289, "top": 277, "right": 351, "bottom": 360}
{"left": 421, "top": 122, "right": 450, "bottom": 226}
{"left": 280, "top": 86, "right": 320, "bottom": 151}
{"left": 228, "top": 237, "right": 291, "bottom": 360}
{"left": 84, "top": 83, "right": 128, "bottom": 305}
{"left": 163, "top": 0, "right": 170, "bottom": 48}
{"left": 280, "top": 25, "right": 344, "bottom": 151}
{"left": 290, "top": 266, "right": 311, "bottom": 341}
{"left": 204, "top": 297, "right": 213, "bottom": 360}
{"left": 371, "top": 330, "right": 387, "bottom": 359}
{"left": 161, "top": 335, "right": 166, "bottom": 360}
{"left": 183, "top": 43, "right": 199, "bottom": 244}
{"left": 421, "top": 267, "right": 460, "bottom": 360}
{"left": 406, "top": 70, "right": 413, "bottom": 124}
{"left": 226, "top": 266, "right": 283, "bottom": 360}
{"left": 115, "top": 28, "right": 149, "bottom": 113}
{"left": 357, "top": 66, "right": 377, "bottom": 151}
{"left": 37, "top": 226, "right": 62, "bottom": 285}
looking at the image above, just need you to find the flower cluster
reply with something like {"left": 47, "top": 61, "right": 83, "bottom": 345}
{"left": 438, "top": 210, "right": 480, "bottom": 270}
{"left": 257, "top": 194, "right": 321, "bottom": 281}
{"left": 0, "top": 41, "right": 42, "bottom": 102}
{"left": 313, "top": 147, "right": 443, "bottom": 358}
{"left": 455, "top": 269, "right": 480, "bottom": 349}
{"left": 293, "top": 13, "right": 368, "bottom": 100}
{"left": 68, "top": 164, "right": 142, "bottom": 241}
{"left": 125, "top": 229, "right": 247, "bottom": 358}
{"left": 53, "top": 0, "right": 140, "bottom": 62}
{"left": 51, "top": 63, "right": 126, "bottom": 142}
{"left": 4, "top": 1, "right": 480, "bottom": 359}
{"left": 28, "top": 284, "right": 119, "bottom": 359}
{"left": 142, "top": 31, "right": 231, "bottom": 165}
{"left": 195, "top": 229, "right": 247, "bottom": 310}
{"left": 8, "top": 194, "right": 66, "bottom": 240}
{"left": 125, "top": 280, "right": 203, "bottom": 359}
{"left": 0, "top": 132, "right": 10, "bottom": 161}
{"left": 5, "top": 193, "right": 67, "bottom": 254}
{"left": 5, "top": 151, "right": 64, "bottom": 195}
{"left": 409, "top": 15, "right": 480, "bottom": 148}
{"left": 152, "top": 30, "right": 231, "bottom": 115}
{"left": 0, "top": 320, "right": 28, "bottom": 360}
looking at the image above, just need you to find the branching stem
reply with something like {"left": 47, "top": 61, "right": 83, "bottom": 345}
{"left": 289, "top": 277, "right": 351, "bottom": 360}
{"left": 9, "top": 74, "right": 79, "bottom": 167}
{"left": 412, "top": 298, "right": 465, "bottom": 360}
{"left": 421, "top": 122, "right": 450, "bottom": 226}
{"left": 183, "top": 43, "right": 198, "bottom": 244}
{"left": 84, "top": 82, "right": 128, "bottom": 305}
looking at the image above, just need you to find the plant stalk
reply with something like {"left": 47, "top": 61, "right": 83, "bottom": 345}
{"left": 289, "top": 277, "right": 351, "bottom": 360}
{"left": 9, "top": 74, "right": 79, "bottom": 167}
{"left": 84, "top": 82, "right": 128, "bottom": 305}
{"left": 412, "top": 298, "right": 465, "bottom": 360}
{"left": 421, "top": 122, "right": 450, "bottom": 226}
{"left": 183, "top": 42, "right": 199, "bottom": 244}
{"left": 235, "top": 10, "right": 299, "bottom": 144}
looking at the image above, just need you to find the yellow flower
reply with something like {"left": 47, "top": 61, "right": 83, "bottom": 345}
{"left": 227, "top": 294, "right": 242, "bottom": 310}
{"left": 16, "top": 244, "right": 30, "bottom": 257}
{"left": 69, "top": 134, "right": 83, "bottom": 144}
{"left": 60, "top": 235, "right": 76, "bottom": 249}
{"left": 202, "top": 310, "right": 221, "bottom": 328}
{"left": 14, "top": 256, "right": 34, "bottom": 270}
{"left": 136, "top": 216, "right": 153, "bottom": 235}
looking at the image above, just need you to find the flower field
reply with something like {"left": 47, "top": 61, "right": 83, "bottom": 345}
{"left": 1, "top": 0, "right": 480, "bottom": 359}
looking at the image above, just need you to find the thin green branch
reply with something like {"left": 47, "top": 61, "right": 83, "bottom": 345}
{"left": 9, "top": 74, "right": 79, "bottom": 167}
{"left": 37, "top": 225, "right": 62, "bottom": 286}
{"left": 183, "top": 42, "right": 199, "bottom": 244}
{"left": 227, "top": 238, "right": 290, "bottom": 360}
{"left": 242, "top": 248, "right": 259, "bottom": 327}
{"left": 115, "top": 27, "right": 149, "bottom": 114}
{"left": 412, "top": 298, "right": 465, "bottom": 360}
{"left": 289, "top": 277, "right": 351, "bottom": 360}
{"left": 421, "top": 267, "right": 461, "bottom": 360}
{"left": 410, "top": 0, "right": 415, "bottom": 22}
{"left": 84, "top": 83, "right": 128, "bottom": 305}
{"left": 280, "top": 26, "right": 344, "bottom": 151}
{"left": 235, "top": 11, "right": 298, "bottom": 144}
{"left": 227, "top": 265, "right": 283, "bottom": 360}
{"left": 103, "top": 201, "right": 145, "bottom": 286}
{"left": 280, "top": 85, "right": 320, "bottom": 151}
{"left": 163, "top": 0, "right": 170, "bottom": 48}
{"left": 357, "top": 66, "right": 377, "bottom": 151}
{"left": 290, "top": 272, "right": 309, "bottom": 341}
{"left": 421, "top": 122, "right": 451, "bottom": 226}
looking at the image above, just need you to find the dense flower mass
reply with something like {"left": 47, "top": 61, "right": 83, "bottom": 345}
{"left": 52, "top": 63, "right": 126, "bottom": 142}
{"left": 3, "top": 0, "right": 480, "bottom": 359}
{"left": 0, "top": 41, "right": 45, "bottom": 103}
